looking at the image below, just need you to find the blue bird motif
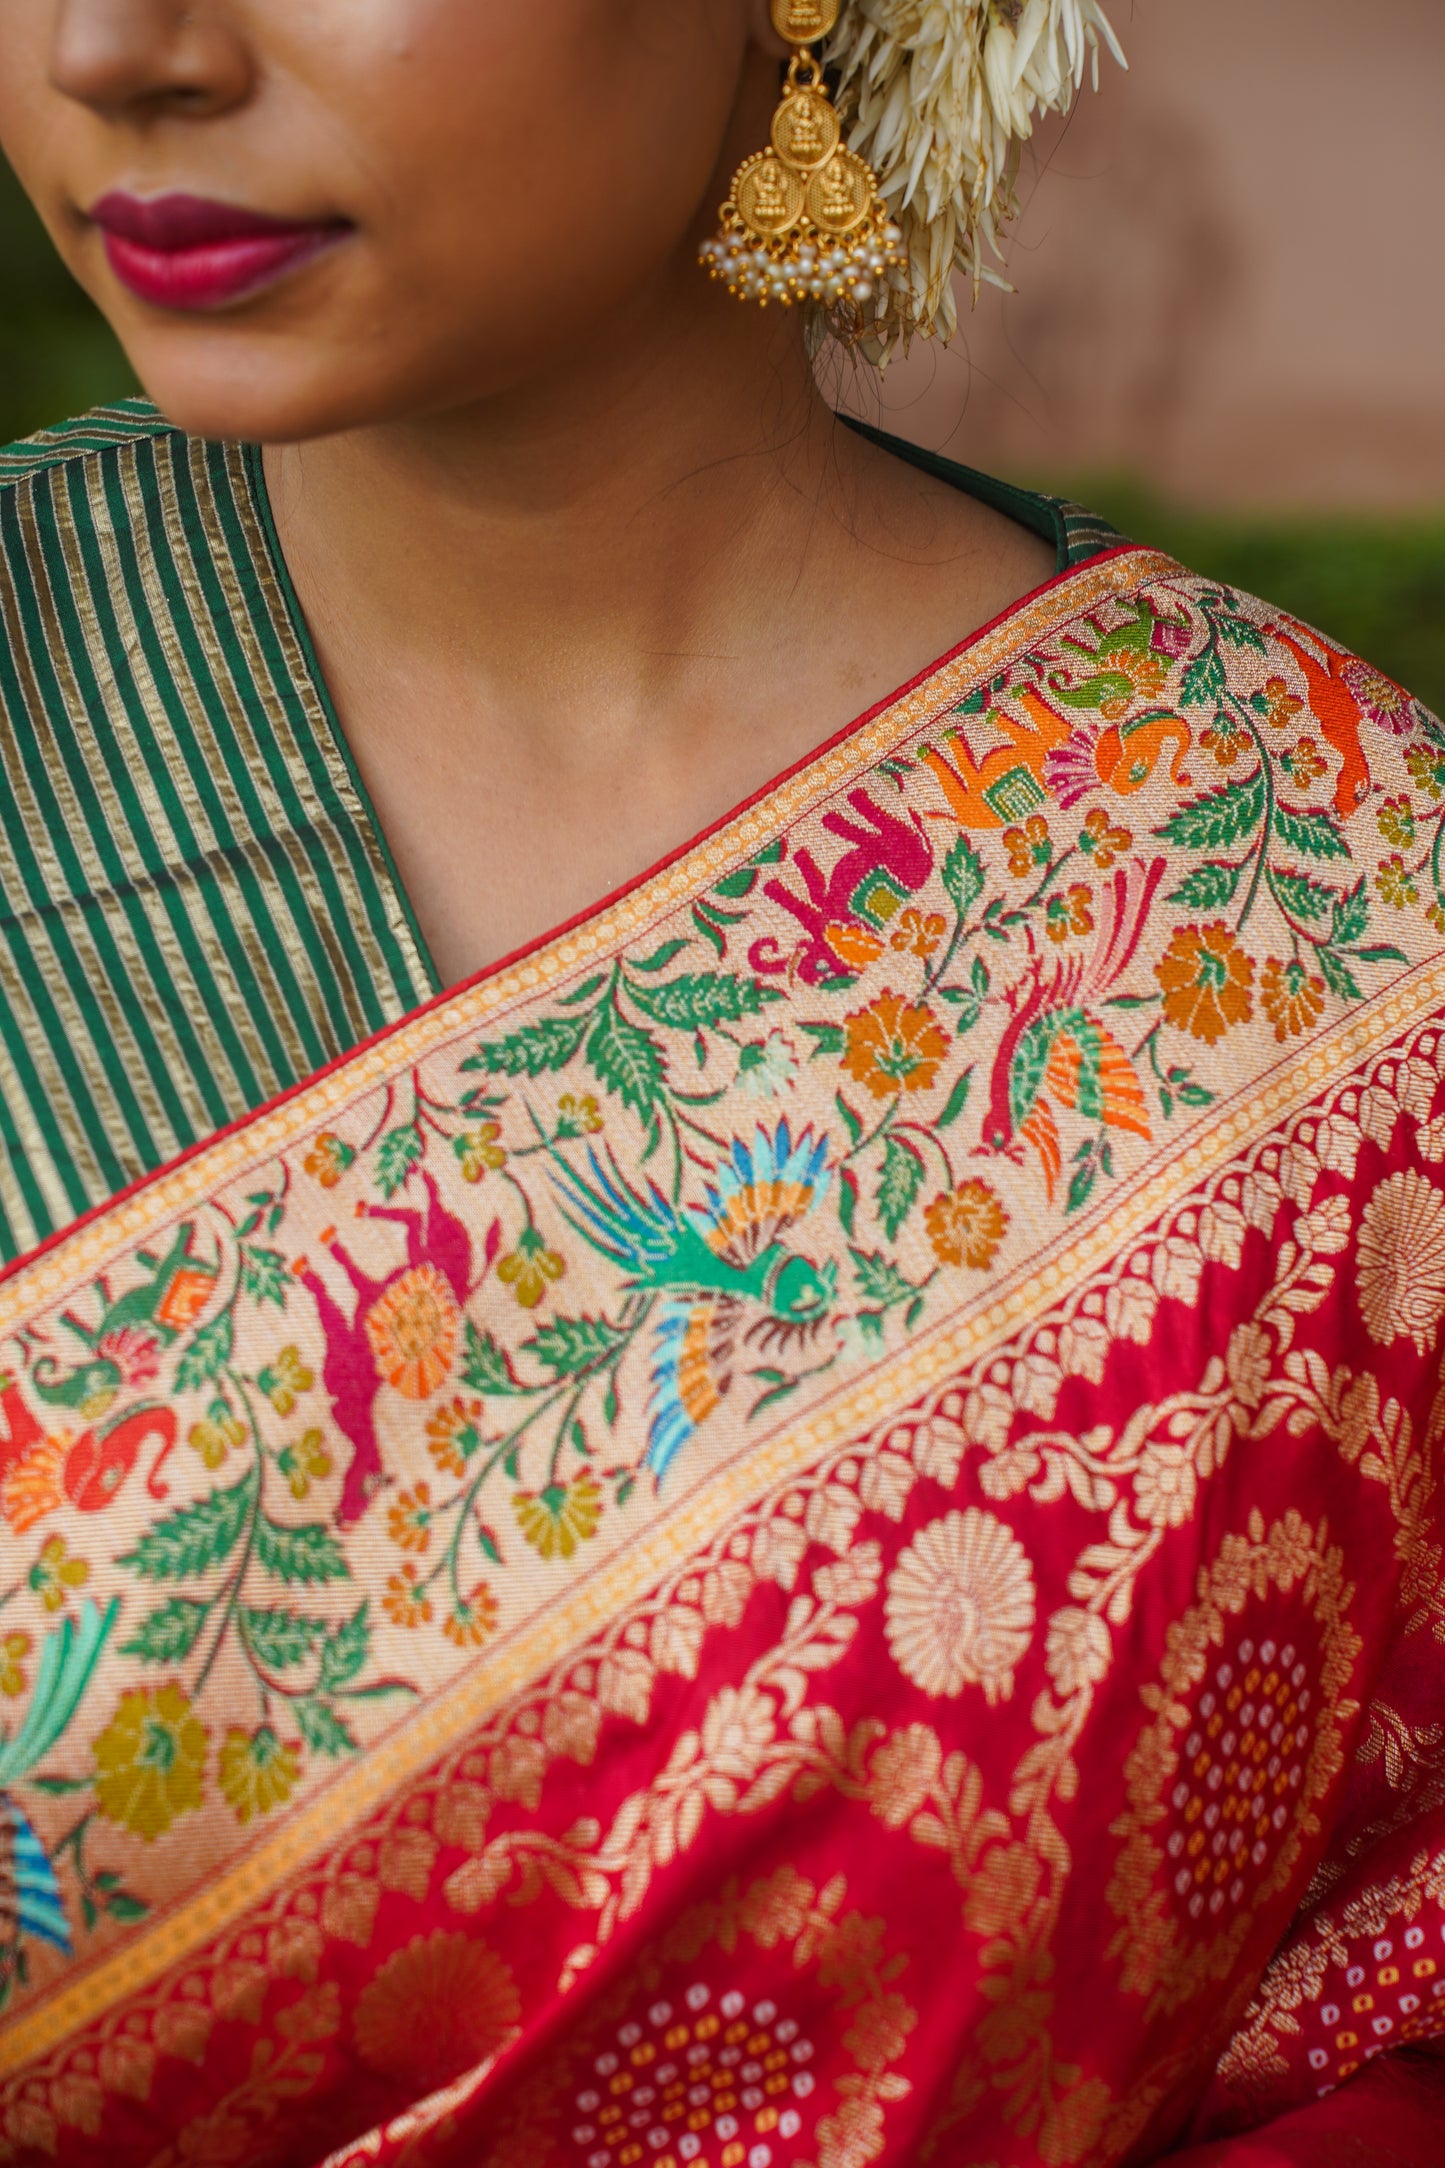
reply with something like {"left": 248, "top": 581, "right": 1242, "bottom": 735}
{"left": 552, "top": 1120, "right": 834, "bottom": 1478}
{"left": 1, "top": 1598, "right": 117, "bottom": 1962}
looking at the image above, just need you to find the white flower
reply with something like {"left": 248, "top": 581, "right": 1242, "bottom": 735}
{"left": 885, "top": 1507, "right": 1035, "bottom": 1702}
{"left": 735, "top": 1029, "right": 800, "bottom": 1099}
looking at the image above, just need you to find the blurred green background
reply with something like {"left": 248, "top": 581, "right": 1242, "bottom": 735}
{"left": 3, "top": 155, "right": 1443, "bottom": 718}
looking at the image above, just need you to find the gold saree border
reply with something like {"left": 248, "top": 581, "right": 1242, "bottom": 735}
{"left": 14, "top": 542, "right": 1440, "bottom": 2067}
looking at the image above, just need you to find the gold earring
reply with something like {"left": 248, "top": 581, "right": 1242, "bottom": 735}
{"left": 700, "top": 0, "right": 904, "bottom": 312}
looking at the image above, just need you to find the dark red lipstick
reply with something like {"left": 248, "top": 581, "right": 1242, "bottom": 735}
{"left": 90, "top": 192, "right": 350, "bottom": 311}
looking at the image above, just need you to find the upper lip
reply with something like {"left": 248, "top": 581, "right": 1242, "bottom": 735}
{"left": 89, "top": 191, "right": 343, "bottom": 250}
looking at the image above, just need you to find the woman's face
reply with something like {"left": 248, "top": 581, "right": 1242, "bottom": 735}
{"left": 0, "top": 0, "right": 771, "bottom": 441}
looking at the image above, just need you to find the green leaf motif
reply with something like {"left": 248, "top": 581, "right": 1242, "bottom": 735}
{"left": 1271, "top": 868, "right": 1337, "bottom": 923}
{"left": 375, "top": 1125, "right": 423, "bottom": 1201}
{"left": 626, "top": 972, "right": 781, "bottom": 1031}
{"left": 524, "top": 1313, "right": 628, "bottom": 1379}
{"left": 849, "top": 1248, "right": 917, "bottom": 1311}
{"left": 1212, "top": 609, "right": 1267, "bottom": 653}
{"left": 1331, "top": 876, "right": 1369, "bottom": 947}
{"left": 629, "top": 938, "right": 692, "bottom": 974}
{"left": 1273, "top": 804, "right": 1350, "bottom": 863}
{"left": 1067, "top": 1155, "right": 1098, "bottom": 1215}
{"left": 254, "top": 1517, "right": 351, "bottom": 1587}
{"left": 1180, "top": 645, "right": 1229, "bottom": 709}
{"left": 241, "top": 1247, "right": 289, "bottom": 1309}
{"left": 800, "top": 1022, "right": 846, "bottom": 1056}
{"left": 876, "top": 1138, "right": 925, "bottom": 1242}
{"left": 119, "top": 1471, "right": 255, "bottom": 1581}
{"left": 174, "top": 1312, "right": 234, "bottom": 1394}
{"left": 711, "top": 867, "right": 760, "bottom": 902}
{"left": 462, "top": 1319, "right": 520, "bottom": 1396}
{"left": 835, "top": 1093, "right": 863, "bottom": 1148}
{"left": 1165, "top": 860, "right": 1242, "bottom": 910}
{"left": 1317, "top": 947, "right": 1362, "bottom": 1002}
{"left": 239, "top": 1605, "right": 325, "bottom": 1670}
{"left": 463, "top": 1012, "right": 590, "bottom": 1078}
{"left": 837, "top": 1167, "right": 858, "bottom": 1238}
{"left": 942, "top": 836, "right": 986, "bottom": 918}
{"left": 119, "top": 1596, "right": 209, "bottom": 1663}
{"left": 586, "top": 1002, "right": 665, "bottom": 1123}
{"left": 318, "top": 1601, "right": 371, "bottom": 1692}
{"left": 1155, "top": 771, "right": 1265, "bottom": 852}
{"left": 935, "top": 1065, "right": 974, "bottom": 1132}
{"left": 293, "top": 1697, "right": 357, "bottom": 1757}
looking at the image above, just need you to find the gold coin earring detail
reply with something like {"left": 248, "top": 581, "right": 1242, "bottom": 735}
{"left": 699, "top": 0, "right": 905, "bottom": 318}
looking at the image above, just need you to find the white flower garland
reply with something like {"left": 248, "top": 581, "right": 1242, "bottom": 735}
{"left": 824, "top": 0, "right": 1126, "bottom": 357}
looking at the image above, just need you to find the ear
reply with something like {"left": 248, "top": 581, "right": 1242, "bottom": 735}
{"left": 748, "top": 0, "right": 791, "bottom": 60}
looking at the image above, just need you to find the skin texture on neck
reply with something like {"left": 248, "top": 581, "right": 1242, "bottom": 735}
{"left": 0, "top": 0, "right": 1055, "bottom": 985}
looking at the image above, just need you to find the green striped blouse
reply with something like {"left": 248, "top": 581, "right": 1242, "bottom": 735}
{"left": 0, "top": 400, "right": 1119, "bottom": 1263}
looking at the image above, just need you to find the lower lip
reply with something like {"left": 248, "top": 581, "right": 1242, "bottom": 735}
{"left": 100, "top": 225, "right": 347, "bottom": 312}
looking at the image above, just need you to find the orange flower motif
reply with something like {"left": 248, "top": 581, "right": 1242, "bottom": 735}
{"left": 303, "top": 1132, "right": 354, "bottom": 1188}
{"left": 1045, "top": 883, "right": 1093, "bottom": 944}
{"left": 825, "top": 921, "right": 885, "bottom": 971}
{"left": 453, "top": 1124, "right": 506, "bottom": 1184}
{"left": 1280, "top": 736, "right": 1327, "bottom": 789}
{"left": 1003, "top": 815, "right": 1050, "bottom": 879}
{"left": 29, "top": 1535, "right": 89, "bottom": 1613}
{"left": 1200, "top": 716, "right": 1246, "bottom": 768}
{"left": 925, "top": 1180, "right": 1009, "bottom": 1270}
{"left": 890, "top": 907, "right": 947, "bottom": 959}
{"left": 383, "top": 1565, "right": 433, "bottom": 1630}
{"left": 1376, "top": 853, "right": 1418, "bottom": 910}
{"left": 1155, "top": 922, "right": 1256, "bottom": 1044}
{"left": 1256, "top": 676, "right": 1304, "bottom": 731}
{"left": 1260, "top": 957, "right": 1326, "bottom": 1042}
{"left": 0, "top": 1629, "right": 31, "bottom": 1698}
{"left": 513, "top": 1471, "right": 603, "bottom": 1562}
{"left": 497, "top": 1230, "right": 565, "bottom": 1311}
{"left": 1377, "top": 795, "right": 1416, "bottom": 849}
{"left": 364, "top": 1265, "right": 460, "bottom": 1398}
{"left": 841, "top": 990, "right": 950, "bottom": 1102}
{"left": 1078, "top": 808, "right": 1132, "bottom": 870}
{"left": 443, "top": 1581, "right": 501, "bottom": 1650}
{"left": 387, "top": 1483, "right": 433, "bottom": 1554}
{"left": 426, "top": 1397, "right": 484, "bottom": 1478}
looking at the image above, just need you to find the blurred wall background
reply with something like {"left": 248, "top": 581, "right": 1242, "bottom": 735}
{"left": 2, "top": 0, "right": 1443, "bottom": 701}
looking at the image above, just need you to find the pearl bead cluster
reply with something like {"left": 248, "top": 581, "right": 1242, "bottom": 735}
{"left": 699, "top": 217, "right": 905, "bottom": 311}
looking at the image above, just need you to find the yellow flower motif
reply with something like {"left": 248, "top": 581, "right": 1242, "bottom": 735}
{"left": 187, "top": 1401, "right": 245, "bottom": 1471}
{"left": 278, "top": 1427, "right": 332, "bottom": 1501}
{"left": 1407, "top": 743, "right": 1445, "bottom": 801}
{"left": 218, "top": 1725, "right": 301, "bottom": 1825}
{"left": 924, "top": 1180, "right": 1009, "bottom": 1271}
{"left": 259, "top": 1345, "right": 314, "bottom": 1416}
{"left": 1376, "top": 852, "right": 1418, "bottom": 910}
{"left": 889, "top": 907, "right": 947, "bottom": 959}
{"left": 443, "top": 1581, "right": 501, "bottom": 1650}
{"left": 513, "top": 1471, "right": 603, "bottom": 1562}
{"left": 555, "top": 1094, "right": 603, "bottom": 1138}
{"left": 841, "top": 990, "right": 950, "bottom": 1102}
{"left": 497, "top": 1229, "right": 565, "bottom": 1311}
{"left": 453, "top": 1123, "right": 506, "bottom": 1184}
{"left": 426, "top": 1396, "right": 485, "bottom": 1478}
{"left": 93, "top": 1684, "right": 208, "bottom": 1841}
{"left": 1260, "top": 957, "right": 1325, "bottom": 1042}
{"left": 1377, "top": 795, "right": 1416, "bottom": 849}
{"left": 387, "top": 1482, "right": 433, "bottom": 1555}
{"left": 303, "top": 1132, "right": 355, "bottom": 1188}
{"left": 383, "top": 1564, "right": 433, "bottom": 1630}
{"left": 1003, "top": 814, "right": 1050, "bottom": 879}
{"left": 1155, "top": 922, "right": 1255, "bottom": 1045}
{"left": 29, "top": 1536, "right": 90, "bottom": 1613}
{"left": 1430, "top": 896, "right": 1445, "bottom": 937}
{"left": 1045, "top": 882, "right": 1093, "bottom": 944}
{"left": 0, "top": 1629, "right": 31, "bottom": 1698}
{"left": 1078, "top": 807, "right": 1132, "bottom": 870}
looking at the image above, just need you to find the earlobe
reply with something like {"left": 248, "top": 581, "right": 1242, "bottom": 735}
{"left": 747, "top": 0, "right": 791, "bottom": 61}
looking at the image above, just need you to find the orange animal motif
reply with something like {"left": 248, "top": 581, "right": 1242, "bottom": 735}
{"left": 919, "top": 690, "right": 1073, "bottom": 831}
{"left": 1266, "top": 622, "right": 1373, "bottom": 818}
{"left": 1092, "top": 708, "right": 1193, "bottom": 796}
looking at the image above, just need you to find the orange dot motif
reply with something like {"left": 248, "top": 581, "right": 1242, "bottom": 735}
{"left": 566, "top": 1982, "right": 816, "bottom": 2168}
{"left": 1164, "top": 1636, "right": 1312, "bottom": 1925}
{"left": 1305, "top": 1921, "right": 1445, "bottom": 2093}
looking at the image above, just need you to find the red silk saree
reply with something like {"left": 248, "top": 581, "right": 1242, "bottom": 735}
{"left": 2, "top": 537, "right": 1445, "bottom": 2167}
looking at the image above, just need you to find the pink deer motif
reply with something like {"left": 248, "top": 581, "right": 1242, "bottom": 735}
{"left": 749, "top": 787, "right": 935, "bottom": 985}
{"left": 292, "top": 1170, "right": 500, "bottom": 1526}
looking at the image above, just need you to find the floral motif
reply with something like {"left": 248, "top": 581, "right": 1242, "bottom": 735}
{"left": 1044, "top": 1609, "right": 1111, "bottom": 1697}
{"left": 387, "top": 1482, "right": 433, "bottom": 1554}
{"left": 1375, "top": 852, "right": 1418, "bottom": 909}
{"left": 497, "top": 1229, "right": 566, "bottom": 1311}
{"left": 426, "top": 1396, "right": 485, "bottom": 1477}
{"left": 383, "top": 1564, "right": 433, "bottom": 1630}
{"left": 1254, "top": 676, "right": 1304, "bottom": 731}
{"left": 0, "top": 1629, "right": 31, "bottom": 1698}
{"left": 1260, "top": 957, "right": 1325, "bottom": 1042}
{"left": 1407, "top": 741, "right": 1445, "bottom": 799}
{"left": 890, "top": 906, "right": 947, "bottom": 958}
{"left": 1357, "top": 1169, "right": 1445, "bottom": 1354}
{"left": 258, "top": 1345, "right": 313, "bottom": 1415}
{"left": 884, "top": 1508, "right": 1036, "bottom": 1703}
{"left": 555, "top": 1093, "right": 604, "bottom": 1137}
{"left": 1279, "top": 736, "right": 1326, "bottom": 788}
{"left": 1156, "top": 922, "right": 1256, "bottom": 1045}
{"left": 93, "top": 1684, "right": 208, "bottom": 1841}
{"left": 28, "top": 1536, "right": 89, "bottom": 1612}
{"left": 442, "top": 1581, "right": 501, "bottom": 1650}
{"left": 218, "top": 1726, "right": 301, "bottom": 1824}
{"left": 187, "top": 1403, "right": 244, "bottom": 1470}
{"left": 1377, "top": 794, "right": 1416, "bottom": 848}
{"left": 1201, "top": 715, "right": 1246, "bottom": 767}
{"left": 1078, "top": 806, "right": 1132, "bottom": 868}
{"left": 513, "top": 1472, "right": 603, "bottom": 1562}
{"left": 353, "top": 1932, "right": 520, "bottom": 2089}
{"left": 364, "top": 1264, "right": 460, "bottom": 1397}
{"left": 278, "top": 1427, "right": 332, "bottom": 1501}
{"left": 841, "top": 990, "right": 950, "bottom": 1101}
{"left": 1004, "top": 815, "right": 1051, "bottom": 878}
{"left": 735, "top": 1030, "right": 799, "bottom": 1099}
{"left": 1342, "top": 657, "right": 1416, "bottom": 733}
{"left": 924, "top": 1180, "right": 1008, "bottom": 1270}
{"left": 303, "top": 1132, "right": 354, "bottom": 1188}
{"left": 454, "top": 1123, "right": 506, "bottom": 1183}
{"left": 1044, "top": 882, "right": 1093, "bottom": 943}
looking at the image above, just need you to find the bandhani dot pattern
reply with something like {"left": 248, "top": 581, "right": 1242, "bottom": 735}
{"left": 1166, "top": 1637, "right": 1313, "bottom": 1925}
{"left": 566, "top": 1983, "right": 816, "bottom": 2167}
{"left": 1305, "top": 1921, "right": 1445, "bottom": 2093}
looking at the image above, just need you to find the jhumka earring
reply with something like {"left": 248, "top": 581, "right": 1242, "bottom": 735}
{"left": 699, "top": 0, "right": 905, "bottom": 311}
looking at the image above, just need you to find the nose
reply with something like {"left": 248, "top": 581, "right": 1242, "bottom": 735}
{"left": 49, "top": 0, "right": 252, "bottom": 121}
